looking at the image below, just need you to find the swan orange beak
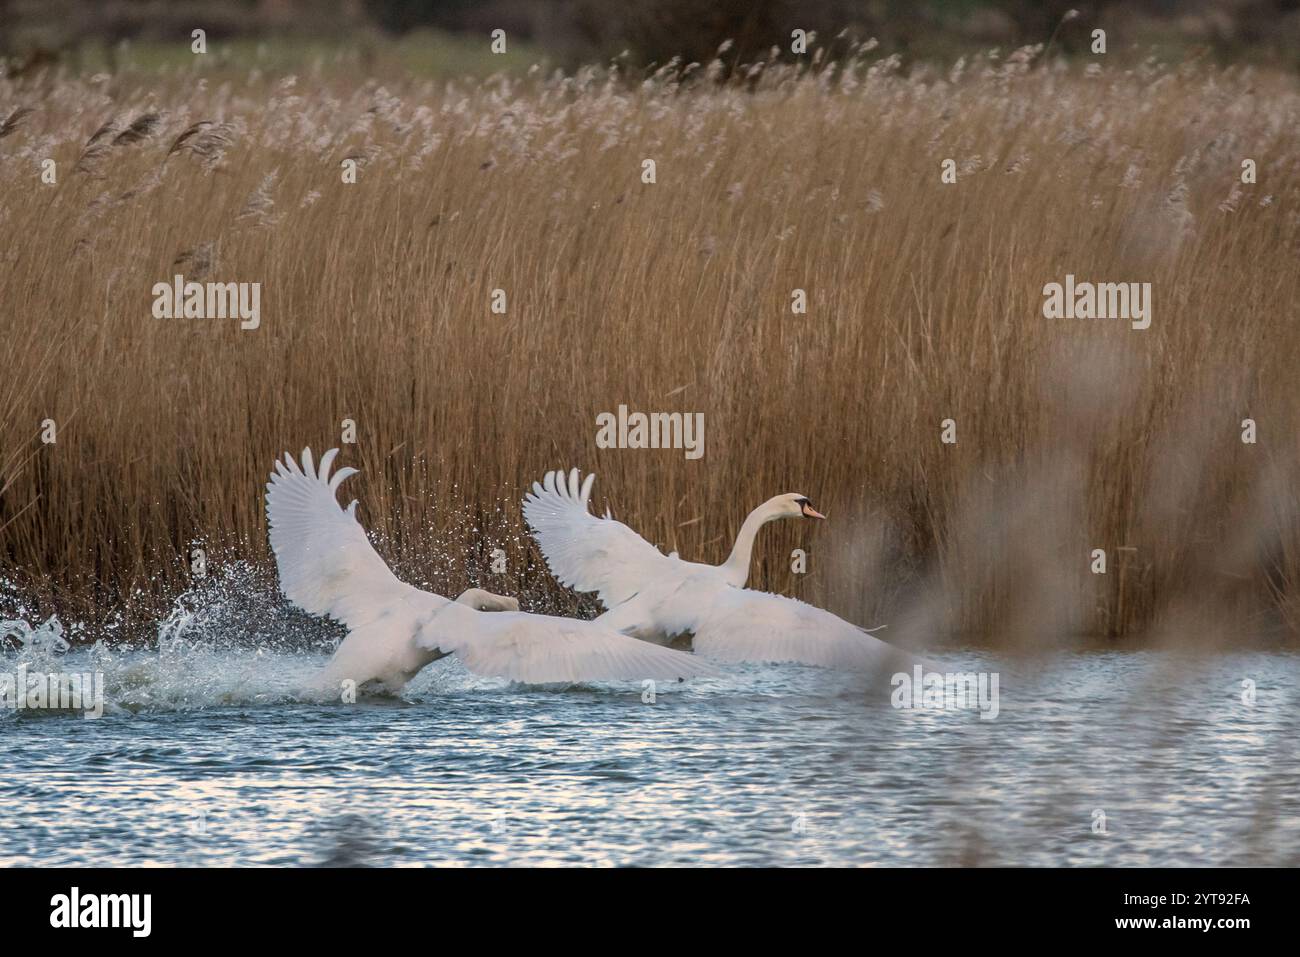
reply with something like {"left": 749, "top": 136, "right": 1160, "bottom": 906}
{"left": 801, "top": 503, "right": 826, "bottom": 520}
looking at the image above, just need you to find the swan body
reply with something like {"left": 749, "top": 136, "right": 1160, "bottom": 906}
{"left": 265, "top": 449, "right": 715, "bottom": 693}
{"left": 523, "top": 469, "right": 911, "bottom": 671}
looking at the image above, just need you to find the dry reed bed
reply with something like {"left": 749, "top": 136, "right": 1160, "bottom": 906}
{"left": 2, "top": 52, "right": 1299, "bottom": 645}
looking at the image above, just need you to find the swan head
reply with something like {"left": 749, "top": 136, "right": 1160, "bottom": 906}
{"left": 772, "top": 493, "right": 825, "bottom": 521}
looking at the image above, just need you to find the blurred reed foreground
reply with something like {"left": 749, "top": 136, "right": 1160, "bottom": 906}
{"left": 2, "top": 47, "right": 1300, "bottom": 647}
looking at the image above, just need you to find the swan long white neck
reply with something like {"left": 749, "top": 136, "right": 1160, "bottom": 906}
{"left": 720, "top": 498, "right": 788, "bottom": 587}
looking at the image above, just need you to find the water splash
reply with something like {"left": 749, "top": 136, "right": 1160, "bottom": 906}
{"left": 1, "top": 615, "right": 72, "bottom": 668}
{"left": 0, "top": 564, "right": 338, "bottom": 716}
{"left": 0, "top": 562, "right": 791, "bottom": 718}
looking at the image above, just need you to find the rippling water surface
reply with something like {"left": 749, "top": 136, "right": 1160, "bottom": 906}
{"left": 1, "top": 616, "right": 1297, "bottom": 867}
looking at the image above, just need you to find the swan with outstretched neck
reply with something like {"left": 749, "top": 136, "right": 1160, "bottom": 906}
{"left": 265, "top": 449, "right": 715, "bottom": 694}
{"left": 523, "top": 469, "right": 909, "bottom": 671}
{"left": 716, "top": 492, "right": 826, "bottom": 584}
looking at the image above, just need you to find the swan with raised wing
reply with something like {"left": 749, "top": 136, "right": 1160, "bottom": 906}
{"left": 265, "top": 449, "right": 715, "bottom": 693}
{"left": 523, "top": 469, "right": 911, "bottom": 671}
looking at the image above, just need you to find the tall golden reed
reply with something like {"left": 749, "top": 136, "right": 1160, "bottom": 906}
{"left": 2, "top": 50, "right": 1299, "bottom": 646}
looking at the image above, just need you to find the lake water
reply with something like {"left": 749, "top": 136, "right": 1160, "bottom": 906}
{"left": 1, "top": 613, "right": 1297, "bottom": 867}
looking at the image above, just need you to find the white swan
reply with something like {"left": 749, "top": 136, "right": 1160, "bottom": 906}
{"left": 265, "top": 449, "right": 715, "bottom": 693}
{"left": 523, "top": 469, "right": 911, "bottom": 671}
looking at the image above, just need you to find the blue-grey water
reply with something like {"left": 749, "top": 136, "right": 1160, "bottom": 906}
{"left": 2, "top": 611, "right": 1298, "bottom": 867}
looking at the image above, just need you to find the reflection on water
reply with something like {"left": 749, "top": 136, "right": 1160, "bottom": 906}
{"left": 0, "top": 624, "right": 1297, "bottom": 866}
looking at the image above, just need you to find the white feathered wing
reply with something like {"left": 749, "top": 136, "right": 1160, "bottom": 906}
{"left": 413, "top": 601, "right": 718, "bottom": 684}
{"left": 691, "top": 589, "right": 905, "bottom": 672}
{"left": 522, "top": 467, "right": 685, "bottom": 608}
